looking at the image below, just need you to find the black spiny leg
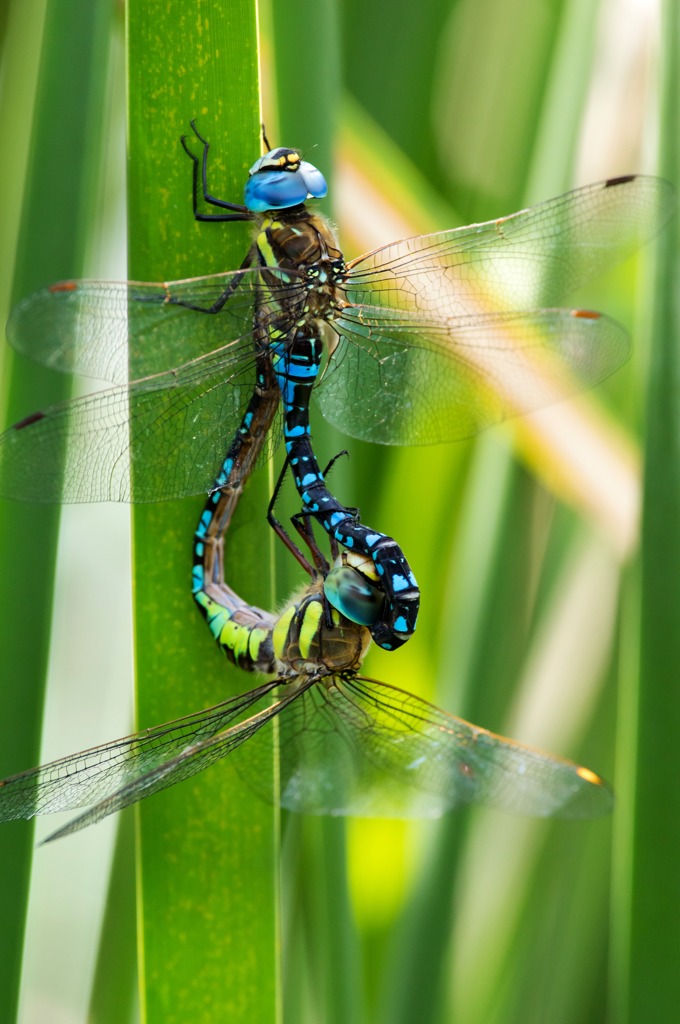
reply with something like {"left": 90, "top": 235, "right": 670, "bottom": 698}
{"left": 267, "top": 455, "right": 327, "bottom": 577}
{"left": 318, "top": 448, "right": 361, "bottom": 526}
{"left": 181, "top": 120, "right": 253, "bottom": 222}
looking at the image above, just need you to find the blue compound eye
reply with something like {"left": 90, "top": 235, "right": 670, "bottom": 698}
{"left": 244, "top": 149, "right": 328, "bottom": 212}
{"left": 245, "top": 170, "right": 310, "bottom": 211}
{"left": 298, "top": 161, "right": 327, "bottom": 199}
{"left": 324, "top": 565, "right": 384, "bottom": 627}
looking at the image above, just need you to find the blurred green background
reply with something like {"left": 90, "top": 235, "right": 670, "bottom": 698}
{"left": 0, "top": 0, "right": 677, "bottom": 1022}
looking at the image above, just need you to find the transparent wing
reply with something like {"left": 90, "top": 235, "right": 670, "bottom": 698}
{"left": 0, "top": 332, "right": 271, "bottom": 502}
{"left": 0, "top": 678, "right": 288, "bottom": 841}
{"left": 315, "top": 175, "right": 674, "bottom": 445}
{"left": 0, "top": 269, "right": 308, "bottom": 502}
{"left": 0, "top": 268, "right": 308, "bottom": 503}
{"left": 6, "top": 268, "right": 301, "bottom": 384}
{"left": 343, "top": 175, "right": 675, "bottom": 315}
{"left": 5, "top": 178, "right": 671, "bottom": 498}
{"left": 316, "top": 307, "right": 629, "bottom": 445}
{"left": 232, "top": 676, "right": 613, "bottom": 820}
{"left": 0, "top": 671, "right": 611, "bottom": 843}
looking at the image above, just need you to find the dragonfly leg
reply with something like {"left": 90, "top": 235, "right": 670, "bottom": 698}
{"left": 165, "top": 250, "right": 255, "bottom": 315}
{"left": 266, "top": 454, "right": 324, "bottom": 577}
{"left": 285, "top": 508, "right": 343, "bottom": 630}
{"left": 320, "top": 449, "right": 359, "bottom": 522}
{"left": 180, "top": 120, "right": 251, "bottom": 221}
{"left": 322, "top": 449, "right": 349, "bottom": 477}
{"left": 289, "top": 512, "right": 331, "bottom": 576}
{"left": 319, "top": 452, "right": 358, "bottom": 524}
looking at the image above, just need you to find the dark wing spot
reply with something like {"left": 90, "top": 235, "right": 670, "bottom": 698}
{"left": 570, "top": 309, "right": 600, "bottom": 320}
{"left": 605, "top": 174, "right": 636, "bottom": 188}
{"left": 48, "top": 280, "right": 78, "bottom": 293}
{"left": 14, "top": 410, "right": 46, "bottom": 430}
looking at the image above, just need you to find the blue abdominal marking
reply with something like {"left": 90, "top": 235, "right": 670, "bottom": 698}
{"left": 268, "top": 330, "right": 418, "bottom": 649}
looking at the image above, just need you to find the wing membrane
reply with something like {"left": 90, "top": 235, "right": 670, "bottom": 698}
{"left": 3, "top": 176, "right": 672, "bottom": 494}
{"left": 0, "top": 333, "right": 265, "bottom": 501}
{"left": 6, "top": 268, "right": 302, "bottom": 383}
{"left": 316, "top": 307, "right": 629, "bottom": 444}
{"left": 0, "top": 670, "right": 611, "bottom": 843}
{"left": 0, "top": 678, "right": 287, "bottom": 838}
{"left": 230, "top": 676, "right": 613, "bottom": 820}
{"left": 344, "top": 176, "right": 675, "bottom": 315}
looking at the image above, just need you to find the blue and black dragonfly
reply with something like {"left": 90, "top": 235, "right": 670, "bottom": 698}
{"left": 0, "top": 123, "right": 673, "bottom": 649}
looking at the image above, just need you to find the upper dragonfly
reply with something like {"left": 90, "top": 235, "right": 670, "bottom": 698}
{"left": 0, "top": 124, "right": 674, "bottom": 646}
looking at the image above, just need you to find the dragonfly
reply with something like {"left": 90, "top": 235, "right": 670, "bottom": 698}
{"left": 1, "top": 122, "right": 674, "bottom": 649}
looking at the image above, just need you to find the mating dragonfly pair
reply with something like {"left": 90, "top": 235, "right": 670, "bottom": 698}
{"left": 0, "top": 123, "right": 672, "bottom": 840}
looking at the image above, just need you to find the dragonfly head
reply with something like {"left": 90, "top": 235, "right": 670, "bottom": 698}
{"left": 245, "top": 148, "right": 328, "bottom": 213}
{"left": 324, "top": 554, "right": 385, "bottom": 628}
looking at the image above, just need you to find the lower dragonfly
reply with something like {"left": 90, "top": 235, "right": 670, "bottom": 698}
{"left": 0, "top": 124, "right": 673, "bottom": 649}
{"left": 0, "top": 356, "right": 613, "bottom": 843}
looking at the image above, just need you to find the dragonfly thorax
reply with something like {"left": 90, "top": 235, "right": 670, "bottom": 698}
{"left": 256, "top": 211, "right": 345, "bottom": 324}
{"left": 257, "top": 209, "right": 341, "bottom": 270}
{"left": 273, "top": 578, "right": 371, "bottom": 679}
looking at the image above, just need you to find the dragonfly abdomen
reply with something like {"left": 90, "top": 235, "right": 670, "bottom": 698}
{"left": 269, "top": 325, "right": 419, "bottom": 650}
{"left": 192, "top": 357, "right": 280, "bottom": 673}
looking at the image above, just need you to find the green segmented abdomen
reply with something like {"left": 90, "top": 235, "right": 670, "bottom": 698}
{"left": 193, "top": 586, "right": 274, "bottom": 673}
{"left": 191, "top": 350, "right": 280, "bottom": 673}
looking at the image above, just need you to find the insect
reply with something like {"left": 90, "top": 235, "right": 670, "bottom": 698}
{"left": 1, "top": 124, "right": 673, "bottom": 650}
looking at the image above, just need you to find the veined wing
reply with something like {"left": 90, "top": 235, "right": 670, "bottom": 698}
{"left": 6, "top": 267, "right": 306, "bottom": 384}
{"left": 0, "top": 670, "right": 611, "bottom": 842}
{"left": 316, "top": 306, "right": 629, "bottom": 445}
{"left": 0, "top": 677, "right": 293, "bottom": 843}
{"left": 237, "top": 675, "right": 613, "bottom": 820}
{"left": 0, "top": 329, "right": 275, "bottom": 502}
{"left": 343, "top": 176, "right": 675, "bottom": 316}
